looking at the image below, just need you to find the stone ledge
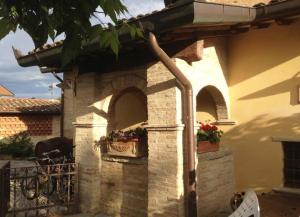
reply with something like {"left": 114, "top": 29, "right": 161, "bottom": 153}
{"left": 212, "top": 120, "right": 237, "bottom": 125}
{"left": 145, "top": 124, "right": 185, "bottom": 131}
{"left": 197, "top": 146, "right": 232, "bottom": 161}
{"left": 102, "top": 154, "right": 148, "bottom": 165}
{"left": 73, "top": 122, "right": 108, "bottom": 128}
{"left": 273, "top": 187, "right": 300, "bottom": 196}
{"left": 271, "top": 137, "right": 300, "bottom": 142}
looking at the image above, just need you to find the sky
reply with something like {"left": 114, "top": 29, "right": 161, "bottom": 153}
{"left": 0, "top": 0, "right": 164, "bottom": 99}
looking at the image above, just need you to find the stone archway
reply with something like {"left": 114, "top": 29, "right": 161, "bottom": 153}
{"left": 107, "top": 87, "right": 148, "bottom": 132}
{"left": 196, "top": 85, "right": 228, "bottom": 123}
{"left": 99, "top": 74, "right": 147, "bottom": 117}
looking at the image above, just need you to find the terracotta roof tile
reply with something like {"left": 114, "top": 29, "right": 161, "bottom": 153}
{"left": 0, "top": 98, "right": 61, "bottom": 114}
{"left": 0, "top": 85, "right": 14, "bottom": 97}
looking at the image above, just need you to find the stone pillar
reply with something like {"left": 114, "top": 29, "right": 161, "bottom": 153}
{"left": 197, "top": 147, "right": 235, "bottom": 217}
{"left": 147, "top": 62, "right": 185, "bottom": 217}
{"left": 73, "top": 72, "right": 105, "bottom": 213}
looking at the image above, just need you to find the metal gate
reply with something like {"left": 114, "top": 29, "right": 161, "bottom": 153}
{"left": 1, "top": 162, "right": 79, "bottom": 217}
{"left": 0, "top": 161, "right": 10, "bottom": 217}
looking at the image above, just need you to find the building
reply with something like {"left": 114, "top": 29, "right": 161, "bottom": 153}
{"left": 0, "top": 98, "right": 61, "bottom": 144}
{"left": 0, "top": 85, "right": 14, "bottom": 98}
{"left": 13, "top": 0, "right": 300, "bottom": 216}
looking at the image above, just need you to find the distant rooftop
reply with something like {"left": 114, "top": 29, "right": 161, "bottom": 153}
{"left": 0, "top": 85, "right": 14, "bottom": 97}
{"left": 0, "top": 98, "right": 60, "bottom": 115}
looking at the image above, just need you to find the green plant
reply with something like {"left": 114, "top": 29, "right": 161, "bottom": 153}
{"left": 0, "top": 133, "right": 34, "bottom": 158}
{"left": 197, "top": 123, "right": 223, "bottom": 144}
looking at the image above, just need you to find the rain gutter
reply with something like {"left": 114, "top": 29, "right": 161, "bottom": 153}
{"left": 149, "top": 32, "right": 197, "bottom": 217}
{"left": 13, "top": 0, "right": 300, "bottom": 69}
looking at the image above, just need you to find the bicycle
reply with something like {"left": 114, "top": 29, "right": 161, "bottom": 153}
{"left": 20, "top": 149, "right": 64, "bottom": 200}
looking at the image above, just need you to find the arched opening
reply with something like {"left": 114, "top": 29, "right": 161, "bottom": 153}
{"left": 196, "top": 85, "right": 228, "bottom": 123}
{"left": 108, "top": 87, "right": 147, "bottom": 131}
{"left": 103, "top": 87, "right": 149, "bottom": 216}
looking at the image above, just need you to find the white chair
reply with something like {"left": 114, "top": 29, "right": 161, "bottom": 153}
{"left": 229, "top": 189, "right": 260, "bottom": 217}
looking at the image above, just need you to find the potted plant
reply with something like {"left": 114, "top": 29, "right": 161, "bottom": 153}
{"left": 196, "top": 122, "right": 223, "bottom": 153}
{"left": 105, "top": 127, "right": 147, "bottom": 158}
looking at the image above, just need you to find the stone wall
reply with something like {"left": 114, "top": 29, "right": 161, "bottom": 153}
{"left": 197, "top": 147, "right": 235, "bottom": 217}
{"left": 147, "top": 62, "right": 185, "bottom": 217}
{"left": 99, "top": 158, "right": 148, "bottom": 217}
{"left": 63, "top": 70, "right": 76, "bottom": 139}
{"left": 66, "top": 36, "right": 235, "bottom": 217}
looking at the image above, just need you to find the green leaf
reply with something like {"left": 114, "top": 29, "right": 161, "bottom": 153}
{"left": 0, "top": 18, "right": 11, "bottom": 40}
{"left": 110, "top": 39, "right": 119, "bottom": 56}
{"left": 61, "top": 34, "right": 82, "bottom": 66}
{"left": 89, "top": 24, "right": 102, "bottom": 40}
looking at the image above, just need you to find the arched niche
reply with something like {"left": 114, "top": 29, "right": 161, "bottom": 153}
{"left": 196, "top": 85, "right": 228, "bottom": 123}
{"left": 108, "top": 87, "right": 148, "bottom": 131}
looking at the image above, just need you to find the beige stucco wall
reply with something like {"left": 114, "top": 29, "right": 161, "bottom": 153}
{"left": 176, "top": 37, "right": 230, "bottom": 123}
{"left": 224, "top": 19, "right": 300, "bottom": 192}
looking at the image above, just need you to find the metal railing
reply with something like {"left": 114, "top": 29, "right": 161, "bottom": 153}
{"left": 5, "top": 163, "right": 78, "bottom": 217}
{"left": 0, "top": 161, "right": 10, "bottom": 217}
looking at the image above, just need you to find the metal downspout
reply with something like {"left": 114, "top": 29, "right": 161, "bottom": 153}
{"left": 148, "top": 32, "right": 197, "bottom": 217}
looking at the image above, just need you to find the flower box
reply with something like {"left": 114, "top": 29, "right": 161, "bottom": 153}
{"left": 197, "top": 122, "right": 223, "bottom": 154}
{"left": 107, "top": 139, "right": 147, "bottom": 158}
{"left": 197, "top": 141, "right": 219, "bottom": 154}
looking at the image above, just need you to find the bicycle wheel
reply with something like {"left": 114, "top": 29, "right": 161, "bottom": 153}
{"left": 40, "top": 174, "right": 56, "bottom": 196}
{"left": 20, "top": 175, "right": 39, "bottom": 200}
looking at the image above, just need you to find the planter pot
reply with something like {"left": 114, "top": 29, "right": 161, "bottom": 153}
{"left": 107, "top": 139, "right": 147, "bottom": 158}
{"left": 197, "top": 141, "right": 219, "bottom": 153}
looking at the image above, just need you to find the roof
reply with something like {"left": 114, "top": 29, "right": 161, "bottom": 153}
{"left": 13, "top": 0, "right": 300, "bottom": 71}
{"left": 0, "top": 85, "right": 14, "bottom": 97}
{"left": 0, "top": 98, "right": 61, "bottom": 115}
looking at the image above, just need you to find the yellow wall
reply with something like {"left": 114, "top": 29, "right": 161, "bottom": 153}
{"left": 196, "top": 88, "right": 217, "bottom": 123}
{"left": 225, "top": 19, "right": 300, "bottom": 192}
{"left": 113, "top": 89, "right": 147, "bottom": 131}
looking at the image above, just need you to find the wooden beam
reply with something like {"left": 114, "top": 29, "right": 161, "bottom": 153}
{"left": 173, "top": 40, "right": 203, "bottom": 63}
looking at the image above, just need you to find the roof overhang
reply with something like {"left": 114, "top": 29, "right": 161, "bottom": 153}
{"left": 13, "top": 0, "right": 300, "bottom": 72}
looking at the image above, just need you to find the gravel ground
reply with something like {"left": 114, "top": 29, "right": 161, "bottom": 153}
{"left": 258, "top": 193, "right": 300, "bottom": 217}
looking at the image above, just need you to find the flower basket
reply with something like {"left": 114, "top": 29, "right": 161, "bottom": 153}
{"left": 197, "top": 122, "right": 223, "bottom": 154}
{"left": 197, "top": 141, "right": 219, "bottom": 154}
{"left": 105, "top": 128, "right": 148, "bottom": 158}
{"left": 107, "top": 139, "right": 147, "bottom": 158}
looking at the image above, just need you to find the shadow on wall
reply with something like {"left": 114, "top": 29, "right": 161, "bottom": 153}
{"left": 107, "top": 87, "right": 147, "bottom": 131}
{"left": 222, "top": 113, "right": 300, "bottom": 191}
{"left": 205, "top": 37, "right": 229, "bottom": 80}
{"left": 229, "top": 20, "right": 300, "bottom": 86}
{"left": 120, "top": 163, "right": 148, "bottom": 216}
{"left": 239, "top": 72, "right": 300, "bottom": 106}
{"left": 196, "top": 88, "right": 218, "bottom": 122}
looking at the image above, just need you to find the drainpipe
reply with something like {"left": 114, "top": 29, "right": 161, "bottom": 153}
{"left": 148, "top": 32, "right": 197, "bottom": 217}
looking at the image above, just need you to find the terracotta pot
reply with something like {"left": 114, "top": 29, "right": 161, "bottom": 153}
{"left": 197, "top": 141, "right": 219, "bottom": 153}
